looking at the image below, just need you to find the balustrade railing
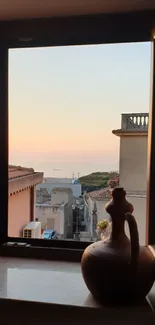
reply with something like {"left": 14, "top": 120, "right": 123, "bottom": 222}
{"left": 121, "top": 113, "right": 149, "bottom": 130}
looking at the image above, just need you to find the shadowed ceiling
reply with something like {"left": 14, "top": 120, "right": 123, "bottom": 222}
{"left": 0, "top": 0, "right": 154, "bottom": 21}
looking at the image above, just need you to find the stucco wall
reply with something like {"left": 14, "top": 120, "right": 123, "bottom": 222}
{"left": 47, "top": 208, "right": 64, "bottom": 236}
{"left": 36, "top": 204, "right": 70, "bottom": 238}
{"left": 8, "top": 189, "right": 31, "bottom": 237}
{"left": 36, "top": 205, "right": 55, "bottom": 229}
{"left": 96, "top": 200, "right": 110, "bottom": 221}
{"left": 87, "top": 197, "right": 110, "bottom": 236}
{"left": 87, "top": 195, "right": 146, "bottom": 245}
{"left": 51, "top": 190, "right": 69, "bottom": 205}
{"left": 95, "top": 196, "right": 146, "bottom": 245}
{"left": 51, "top": 189, "right": 73, "bottom": 238}
{"left": 96, "top": 196, "right": 146, "bottom": 245}
{"left": 36, "top": 205, "right": 62, "bottom": 234}
{"left": 119, "top": 135, "right": 147, "bottom": 191}
{"left": 125, "top": 195, "right": 146, "bottom": 245}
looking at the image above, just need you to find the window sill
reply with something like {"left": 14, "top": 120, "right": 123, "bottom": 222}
{"left": 0, "top": 244, "right": 84, "bottom": 261}
{"left": 0, "top": 255, "right": 154, "bottom": 324}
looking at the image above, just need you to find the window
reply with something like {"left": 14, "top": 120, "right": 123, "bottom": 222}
{"left": 8, "top": 42, "right": 151, "bottom": 246}
{"left": 0, "top": 12, "right": 155, "bottom": 256}
{"left": 47, "top": 218, "right": 55, "bottom": 229}
{"left": 53, "top": 208, "right": 58, "bottom": 213}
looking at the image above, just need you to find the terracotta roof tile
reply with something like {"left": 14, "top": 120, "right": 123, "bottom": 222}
{"left": 9, "top": 165, "right": 35, "bottom": 180}
{"left": 88, "top": 188, "right": 112, "bottom": 200}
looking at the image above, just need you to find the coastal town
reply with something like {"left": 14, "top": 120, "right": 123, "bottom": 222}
{"left": 9, "top": 113, "right": 148, "bottom": 245}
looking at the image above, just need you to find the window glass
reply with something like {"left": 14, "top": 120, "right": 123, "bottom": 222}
{"left": 9, "top": 43, "right": 150, "bottom": 244}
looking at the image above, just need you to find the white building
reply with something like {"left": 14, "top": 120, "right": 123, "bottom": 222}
{"left": 36, "top": 177, "right": 81, "bottom": 198}
{"left": 51, "top": 187, "right": 73, "bottom": 238}
{"left": 36, "top": 203, "right": 71, "bottom": 239}
{"left": 112, "top": 113, "right": 148, "bottom": 245}
{"left": 84, "top": 188, "right": 111, "bottom": 239}
{"left": 36, "top": 187, "right": 73, "bottom": 239}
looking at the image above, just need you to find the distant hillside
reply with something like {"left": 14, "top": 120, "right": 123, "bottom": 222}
{"left": 78, "top": 172, "right": 119, "bottom": 187}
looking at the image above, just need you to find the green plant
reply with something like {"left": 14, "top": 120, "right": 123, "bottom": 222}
{"left": 97, "top": 219, "right": 109, "bottom": 230}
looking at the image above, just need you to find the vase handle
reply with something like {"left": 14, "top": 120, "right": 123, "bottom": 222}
{"left": 125, "top": 213, "right": 140, "bottom": 269}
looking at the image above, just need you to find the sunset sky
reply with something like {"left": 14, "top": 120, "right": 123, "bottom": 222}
{"left": 9, "top": 42, "right": 150, "bottom": 177}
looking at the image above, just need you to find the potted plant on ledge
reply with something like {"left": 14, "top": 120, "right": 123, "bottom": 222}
{"left": 96, "top": 219, "right": 109, "bottom": 241}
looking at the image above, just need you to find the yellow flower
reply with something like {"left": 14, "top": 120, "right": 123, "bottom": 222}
{"left": 97, "top": 219, "right": 109, "bottom": 230}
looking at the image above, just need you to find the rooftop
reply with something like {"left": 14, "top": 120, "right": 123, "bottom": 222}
{"left": 52, "top": 187, "right": 73, "bottom": 193}
{"left": 9, "top": 165, "right": 35, "bottom": 180}
{"left": 9, "top": 165, "right": 44, "bottom": 195}
{"left": 44, "top": 177, "right": 73, "bottom": 184}
{"left": 88, "top": 188, "right": 112, "bottom": 201}
{"left": 112, "top": 113, "right": 149, "bottom": 136}
{"left": 36, "top": 203, "right": 67, "bottom": 208}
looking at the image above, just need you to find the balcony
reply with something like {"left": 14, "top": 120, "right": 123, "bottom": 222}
{"left": 112, "top": 113, "right": 149, "bottom": 136}
{"left": 121, "top": 113, "right": 149, "bottom": 131}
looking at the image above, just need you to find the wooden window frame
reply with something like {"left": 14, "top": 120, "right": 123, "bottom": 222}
{"left": 0, "top": 10, "right": 155, "bottom": 261}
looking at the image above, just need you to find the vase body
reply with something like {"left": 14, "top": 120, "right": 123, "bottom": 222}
{"left": 81, "top": 187, "right": 155, "bottom": 305}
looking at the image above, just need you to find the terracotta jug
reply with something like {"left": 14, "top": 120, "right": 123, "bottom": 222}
{"left": 81, "top": 187, "right": 155, "bottom": 305}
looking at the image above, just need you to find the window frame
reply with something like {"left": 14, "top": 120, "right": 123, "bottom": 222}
{"left": 0, "top": 10, "right": 155, "bottom": 260}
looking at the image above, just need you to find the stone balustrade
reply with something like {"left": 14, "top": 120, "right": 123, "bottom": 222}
{"left": 121, "top": 113, "right": 149, "bottom": 130}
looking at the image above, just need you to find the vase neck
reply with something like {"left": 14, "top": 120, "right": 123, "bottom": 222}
{"left": 111, "top": 218, "right": 126, "bottom": 240}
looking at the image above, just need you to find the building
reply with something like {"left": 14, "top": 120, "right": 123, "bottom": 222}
{"left": 36, "top": 187, "right": 73, "bottom": 239}
{"left": 51, "top": 187, "right": 73, "bottom": 238}
{"left": 36, "top": 188, "right": 51, "bottom": 204}
{"left": 44, "top": 177, "right": 73, "bottom": 184}
{"left": 36, "top": 203, "right": 70, "bottom": 239}
{"left": 84, "top": 188, "right": 112, "bottom": 239}
{"left": 8, "top": 165, "right": 43, "bottom": 237}
{"left": 112, "top": 113, "right": 148, "bottom": 244}
{"left": 36, "top": 177, "right": 81, "bottom": 201}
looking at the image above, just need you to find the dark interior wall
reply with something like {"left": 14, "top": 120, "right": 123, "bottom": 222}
{"left": 0, "top": 10, "right": 155, "bottom": 48}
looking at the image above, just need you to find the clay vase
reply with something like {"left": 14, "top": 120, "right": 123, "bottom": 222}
{"left": 81, "top": 187, "right": 155, "bottom": 305}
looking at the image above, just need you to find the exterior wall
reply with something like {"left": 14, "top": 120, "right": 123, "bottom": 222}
{"left": 36, "top": 205, "right": 54, "bottom": 230}
{"left": 51, "top": 189, "right": 73, "bottom": 238}
{"left": 118, "top": 134, "right": 147, "bottom": 245}
{"left": 51, "top": 190, "right": 69, "bottom": 206}
{"left": 30, "top": 186, "right": 36, "bottom": 221}
{"left": 96, "top": 200, "right": 110, "bottom": 221}
{"left": 125, "top": 195, "right": 146, "bottom": 245}
{"left": 36, "top": 188, "right": 50, "bottom": 204}
{"left": 36, "top": 188, "right": 74, "bottom": 239}
{"left": 47, "top": 207, "right": 63, "bottom": 236}
{"left": 63, "top": 203, "right": 72, "bottom": 238}
{"left": 33, "top": 185, "right": 36, "bottom": 216}
{"left": 86, "top": 195, "right": 146, "bottom": 244}
{"left": 87, "top": 196, "right": 93, "bottom": 235}
{"left": 36, "top": 204, "right": 70, "bottom": 238}
{"left": 119, "top": 135, "right": 147, "bottom": 191}
{"left": 47, "top": 218, "right": 55, "bottom": 229}
{"left": 86, "top": 197, "right": 110, "bottom": 237}
{"left": 8, "top": 188, "right": 31, "bottom": 237}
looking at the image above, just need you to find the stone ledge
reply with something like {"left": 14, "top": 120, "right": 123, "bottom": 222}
{"left": 0, "top": 256, "right": 154, "bottom": 314}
